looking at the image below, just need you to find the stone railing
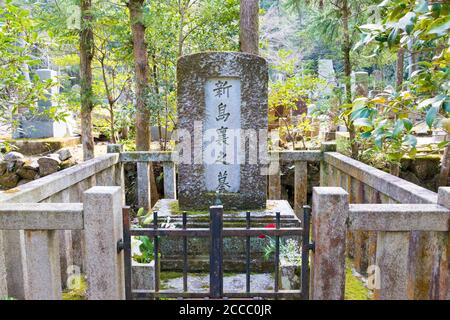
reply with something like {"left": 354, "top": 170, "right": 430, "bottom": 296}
{"left": 116, "top": 146, "right": 323, "bottom": 216}
{"left": 267, "top": 150, "right": 322, "bottom": 215}
{"left": 118, "top": 149, "right": 175, "bottom": 207}
{"left": 1, "top": 142, "right": 449, "bottom": 300}
{"left": 0, "top": 187, "right": 125, "bottom": 300}
{"left": 317, "top": 150, "right": 450, "bottom": 300}
{"left": 0, "top": 152, "right": 122, "bottom": 300}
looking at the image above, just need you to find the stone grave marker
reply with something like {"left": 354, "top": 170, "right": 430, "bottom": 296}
{"left": 176, "top": 52, "right": 268, "bottom": 210}
{"left": 13, "top": 69, "right": 74, "bottom": 139}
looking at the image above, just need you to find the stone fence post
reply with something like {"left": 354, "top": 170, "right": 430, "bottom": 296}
{"left": 107, "top": 144, "right": 125, "bottom": 204}
{"left": 294, "top": 161, "right": 307, "bottom": 217}
{"left": 23, "top": 230, "right": 61, "bottom": 300}
{"left": 319, "top": 142, "right": 337, "bottom": 187}
{"left": 0, "top": 234, "right": 6, "bottom": 297}
{"left": 311, "top": 187, "right": 348, "bottom": 300}
{"left": 437, "top": 187, "right": 450, "bottom": 300}
{"left": 268, "top": 153, "right": 281, "bottom": 200}
{"left": 84, "top": 186, "right": 125, "bottom": 300}
{"left": 163, "top": 161, "right": 176, "bottom": 199}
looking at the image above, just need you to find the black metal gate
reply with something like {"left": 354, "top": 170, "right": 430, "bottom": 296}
{"left": 122, "top": 205, "right": 313, "bottom": 300}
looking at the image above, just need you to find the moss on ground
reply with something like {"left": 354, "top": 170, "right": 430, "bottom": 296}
{"left": 60, "top": 266, "right": 369, "bottom": 300}
{"left": 62, "top": 275, "right": 87, "bottom": 300}
{"left": 160, "top": 271, "right": 183, "bottom": 281}
{"left": 344, "top": 261, "right": 371, "bottom": 300}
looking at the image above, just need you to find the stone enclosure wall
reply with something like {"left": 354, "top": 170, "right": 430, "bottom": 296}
{"left": 320, "top": 151, "right": 449, "bottom": 300}
{"left": 0, "top": 151, "right": 123, "bottom": 299}
{"left": 0, "top": 143, "right": 449, "bottom": 300}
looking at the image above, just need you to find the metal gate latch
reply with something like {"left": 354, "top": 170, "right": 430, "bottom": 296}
{"left": 117, "top": 239, "right": 124, "bottom": 253}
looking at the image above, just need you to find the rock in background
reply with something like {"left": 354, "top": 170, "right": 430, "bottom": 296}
{"left": 0, "top": 148, "right": 77, "bottom": 190}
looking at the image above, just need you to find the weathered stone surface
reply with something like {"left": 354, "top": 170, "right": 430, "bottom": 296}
{"left": 15, "top": 159, "right": 25, "bottom": 169}
{"left": 8, "top": 136, "right": 81, "bottom": 156}
{"left": 23, "top": 230, "right": 62, "bottom": 300}
{"left": 311, "top": 187, "right": 348, "bottom": 300}
{"left": 84, "top": 186, "right": 125, "bottom": 300}
{"left": 4, "top": 152, "right": 24, "bottom": 162}
{"left": 375, "top": 231, "right": 410, "bottom": 300}
{"left": 268, "top": 162, "right": 281, "bottom": 200}
{"left": 324, "top": 152, "right": 438, "bottom": 204}
{"left": 23, "top": 160, "right": 39, "bottom": 171}
{"left": 38, "top": 155, "right": 61, "bottom": 177}
{"left": 0, "top": 232, "right": 7, "bottom": 297}
{"left": 16, "top": 167, "right": 38, "bottom": 180}
{"left": 410, "top": 157, "right": 440, "bottom": 181}
{"left": 132, "top": 260, "right": 155, "bottom": 291}
{"left": 0, "top": 153, "right": 119, "bottom": 204}
{"left": 0, "top": 173, "right": 20, "bottom": 189}
{"left": 163, "top": 161, "right": 176, "bottom": 199}
{"left": 323, "top": 151, "right": 448, "bottom": 300}
{"left": 348, "top": 203, "right": 449, "bottom": 231}
{"left": 436, "top": 187, "right": 450, "bottom": 300}
{"left": 0, "top": 203, "right": 83, "bottom": 230}
{"left": 56, "top": 148, "right": 72, "bottom": 161}
{"left": 177, "top": 52, "right": 268, "bottom": 210}
{"left": 60, "top": 158, "right": 76, "bottom": 170}
{"left": 17, "top": 179, "right": 32, "bottom": 186}
{"left": 280, "top": 263, "right": 300, "bottom": 290}
{"left": 0, "top": 161, "right": 6, "bottom": 176}
{"left": 0, "top": 155, "right": 120, "bottom": 301}
{"left": 399, "top": 170, "right": 421, "bottom": 186}
{"left": 294, "top": 161, "right": 307, "bottom": 215}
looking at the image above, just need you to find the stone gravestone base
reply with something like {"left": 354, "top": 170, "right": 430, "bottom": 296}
{"left": 132, "top": 260, "right": 155, "bottom": 291}
{"left": 152, "top": 199, "right": 299, "bottom": 272}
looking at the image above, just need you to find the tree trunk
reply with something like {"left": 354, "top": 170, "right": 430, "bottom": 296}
{"left": 240, "top": 0, "right": 259, "bottom": 55}
{"left": 121, "top": 125, "right": 129, "bottom": 140}
{"left": 341, "top": 0, "right": 358, "bottom": 159}
{"left": 109, "top": 103, "right": 117, "bottom": 144}
{"left": 128, "top": 0, "right": 150, "bottom": 151}
{"left": 80, "top": 0, "right": 95, "bottom": 161}
{"left": 396, "top": 47, "right": 405, "bottom": 90}
{"left": 128, "top": 0, "right": 159, "bottom": 207}
{"left": 178, "top": 2, "right": 186, "bottom": 58}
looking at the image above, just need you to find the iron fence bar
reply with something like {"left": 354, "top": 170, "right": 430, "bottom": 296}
{"left": 182, "top": 211, "right": 188, "bottom": 292}
{"left": 274, "top": 212, "right": 280, "bottom": 294}
{"left": 209, "top": 205, "right": 223, "bottom": 299}
{"left": 301, "top": 205, "right": 312, "bottom": 300}
{"left": 122, "top": 207, "right": 132, "bottom": 300}
{"left": 153, "top": 211, "right": 160, "bottom": 297}
{"left": 246, "top": 211, "right": 251, "bottom": 293}
{"left": 132, "top": 290, "right": 302, "bottom": 300}
{"left": 130, "top": 227, "right": 302, "bottom": 238}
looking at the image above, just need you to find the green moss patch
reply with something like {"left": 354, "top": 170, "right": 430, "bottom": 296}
{"left": 62, "top": 275, "right": 87, "bottom": 300}
{"left": 345, "top": 261, "right": 371, "bottom": 300}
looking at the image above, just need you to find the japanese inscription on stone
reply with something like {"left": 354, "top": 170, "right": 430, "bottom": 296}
{"left": 203, "top": 78, "right": 241, "bottom": 193}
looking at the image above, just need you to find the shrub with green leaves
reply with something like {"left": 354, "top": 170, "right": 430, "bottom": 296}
{"left": 351, "top": 0, "right": 450, "bottom": 164}
{"left": 0, "top": 1, "right": 67, "bottom": 136}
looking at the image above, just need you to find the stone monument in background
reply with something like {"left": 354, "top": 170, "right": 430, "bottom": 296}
{"left": 13, "top": 69, "right": 74, "bottom": 139}
{"left": 317, "top": 59, "right": 337, "bottom": 93}
{"left": 176, "top": 52, "right": 268, "bottom": 210}
{"left": 351, "top": 71, "right": 369, "bottom": 99}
